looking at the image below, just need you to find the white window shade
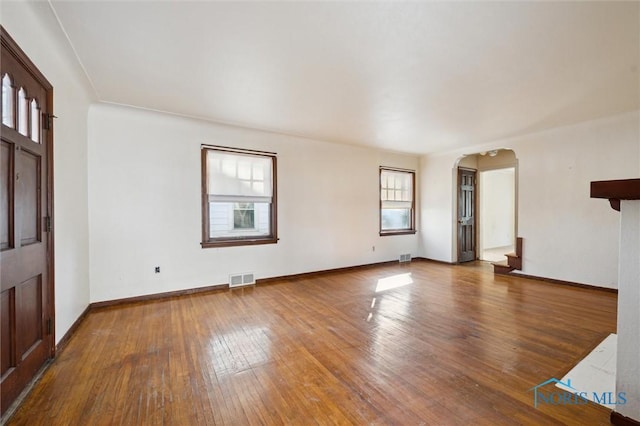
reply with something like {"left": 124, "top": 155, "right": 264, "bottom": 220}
{"left": 207, "top": 151, "right": 273, "bottom": 203}
{"left": 381, "top": 200, "right": 412, "bottom": 209}
{"left": 381, "top": 170, "right": 412, "bottom": 208}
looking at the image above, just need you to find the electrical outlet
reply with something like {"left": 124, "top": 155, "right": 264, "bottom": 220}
{"left": 372, "top": 246, "right": 375, "bottom": 252}
{"left": 155, "top": 266, "right": 160, "bottom": 273}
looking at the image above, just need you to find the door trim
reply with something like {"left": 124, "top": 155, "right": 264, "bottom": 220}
{"left": 1, "top": 26, "right": 55, "bottom": 357}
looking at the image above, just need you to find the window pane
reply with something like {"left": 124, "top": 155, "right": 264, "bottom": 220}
{"left": 234, "top": 203, "right": 255, "bottom": 229}
{"left": 381, "top": 208, "right": 410, "bottom": 230}
{"left": 2, "top": 74, "right": 14, "bottom": 128}
{"left": 209, "top": 201, "right": 271, "bottom": 238}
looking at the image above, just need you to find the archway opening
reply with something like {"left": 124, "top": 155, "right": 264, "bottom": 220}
{"left": 453, "top": 149, "right": 518, "bottom": 263}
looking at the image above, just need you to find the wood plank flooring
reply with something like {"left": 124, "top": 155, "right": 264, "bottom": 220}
{"left": 5, "top": 261, "right": 617, "bottom": 425}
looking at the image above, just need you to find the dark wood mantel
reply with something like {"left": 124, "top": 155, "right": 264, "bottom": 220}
{"left": 591, "top": 179, "right": 640, "bottom": 211}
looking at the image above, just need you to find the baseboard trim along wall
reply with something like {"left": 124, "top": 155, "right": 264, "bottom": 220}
{"left": 510, "top": 272, "right": 618, "bottom": 294}
{"left": 413, "top": 257, "right": 456, "bottom": 265}
{"left": 55, "top": 306, "right": 91, "bottom": 354}
{"left": 256, "top": 259, "right": 401, "bottom": 285}
{"left": 89, "top": 284, "right": 229, "bottom": 310}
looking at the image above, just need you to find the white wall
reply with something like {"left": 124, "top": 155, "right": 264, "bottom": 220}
{"left": 1, "top": 2, "right": 95, "bottom": 342}
{"left": 87, "top": 103, "right": 419, "bottom": 303}
{"left": 480, "top": 168, "right": 515, "bottom": 249}
{"left": 616, "top": 200, "right": 640, "bottom": 420}
{"left": 419, "top": 154, "right": 454, "bottom": 261}
{"left": 419, "top": 111, "right": 640, "bottom": 288}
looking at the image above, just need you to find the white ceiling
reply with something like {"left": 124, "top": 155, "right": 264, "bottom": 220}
{"left": 50, "top": 1, "right": 639, "bottom": 154}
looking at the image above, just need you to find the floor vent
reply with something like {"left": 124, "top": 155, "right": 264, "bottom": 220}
{"left": 399, "top": 254, "right": 411, "bottom": 263}
{"left": 229, "top": 273, "right": 256, "bottom": 288}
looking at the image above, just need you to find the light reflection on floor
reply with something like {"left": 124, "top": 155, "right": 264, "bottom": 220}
{"left": 375, "top": 273, "right": 413, "bottom": 293}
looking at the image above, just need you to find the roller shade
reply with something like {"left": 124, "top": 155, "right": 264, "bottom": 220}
{"left": 381, "top": 169, "right": 412, "bottom": 208}
{"left": 207, "top": 150, "right": 273, "bottom": 203}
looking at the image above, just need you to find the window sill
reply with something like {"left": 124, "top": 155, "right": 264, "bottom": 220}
{"left": 201, "top": 237, "right": 278, "bottom": 248}
{"left": 379, "top": 230, "right": 417, "bottom": 237}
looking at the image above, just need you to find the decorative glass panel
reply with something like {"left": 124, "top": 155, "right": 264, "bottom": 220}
{"left": 2, "top": 74, "right": 14, "bottom": 128}
{"left": 17, "top": 88, "right": 28, "bottom": 137}
{"left": 30, "top": 99, "right": 40, "bottom": 143}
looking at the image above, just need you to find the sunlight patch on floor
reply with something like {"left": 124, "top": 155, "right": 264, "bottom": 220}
{"left": 375, "top": 273, "right": 413, "bottom": 293}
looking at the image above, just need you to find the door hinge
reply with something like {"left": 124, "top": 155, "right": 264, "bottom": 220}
{"left": 42, "top": 113, "right": 57, "bottom": 130}
{"left": 45, "top": 215, "right": 52, "bottom": 232}
{"left": 46, "top": 318, "right": 52, "bottom": 335}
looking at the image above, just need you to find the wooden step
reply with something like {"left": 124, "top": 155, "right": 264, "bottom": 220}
{"left": 505, "top": 238, "right": 524, "bottom": 271}
{"left": 506, "top": 253, "right": 522, "bottom": 270}
{"left": 492, "top": 260, "right": 515, "bottom": 275}
{"left": 492, "top": 237, "right": 523, "bottom": 276}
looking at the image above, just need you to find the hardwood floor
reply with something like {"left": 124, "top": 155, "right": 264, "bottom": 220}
{"left": 5, "top": 261, "right": 617, "bottom": 425}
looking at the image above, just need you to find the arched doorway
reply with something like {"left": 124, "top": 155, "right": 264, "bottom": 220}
{"left": 454, "top": 149, "right": 518, "bottom": 263}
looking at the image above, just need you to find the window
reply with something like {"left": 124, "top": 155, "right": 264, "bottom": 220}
{"left": 202, "top": 146, "right": 277, "bottom": 247}
{"left": 380, "top": 167, "right": 416, "bottom": 235}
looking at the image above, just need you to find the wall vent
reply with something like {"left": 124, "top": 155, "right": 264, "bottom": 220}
{"left": 399, "top": 254, "right": 411, "bottom": 263}
{"left": 229, "top": 273, "right": 256, "bottom": 288}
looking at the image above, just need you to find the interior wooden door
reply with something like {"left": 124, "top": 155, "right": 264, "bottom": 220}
{"left": 1, "top": 27, "right": 54, "bottom": 415}
{"left": 458, "top": 168, "right": 476, "bottom": 263}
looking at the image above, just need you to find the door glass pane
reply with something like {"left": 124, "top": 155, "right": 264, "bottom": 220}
{"left": 17, "top": 88, "right": 28, "bottom": 137}
{"left": 2, "top": 74, "right": 14, "bottom": 128}
{"left": 30, "top": 99, "right": 40, "bottom": 143}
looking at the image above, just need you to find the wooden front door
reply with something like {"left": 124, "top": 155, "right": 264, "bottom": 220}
{"left": 1, "top": 27, "right": 54, "bottom": 415}
{"left": 458, "top": 168, "right": 476, "bottom": 263}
